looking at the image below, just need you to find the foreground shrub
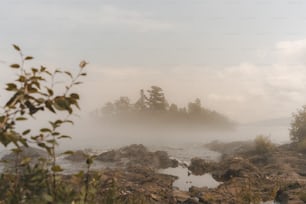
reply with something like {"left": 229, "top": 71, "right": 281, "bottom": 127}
{"left": 254, "top": 135, "right": 275, "bottom": 154}
{"left": 290, "top": 105, "right": 306, "bottom": 143}
{"left": 0, "top": 45, "right": 88, "bottom": 203}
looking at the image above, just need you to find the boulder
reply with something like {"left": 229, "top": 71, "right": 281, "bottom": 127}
{"left": 1, "top": 146, "right": 47, "bottom": 163}
{"left": 1, "top": 146, "right": 47, "bottom": 170}
{"left": 211, "top": 156, "right": 260, "bottom": 181}
{"left": 65, "top": 150, "right": 87, "bottom": 162}
{"left": 96, "top": 150, "right": 120, "bottom": 162}
{"left": 274, "top": 189, "right": 289, "bottom": 204}
{"left": 96, "top": 144, "right": 178, "bottom": 169}
{"left": 188, "top": 158, "right": 215, "bottom": 175}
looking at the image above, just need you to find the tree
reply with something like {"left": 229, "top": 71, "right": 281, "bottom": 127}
{"left": 146, "top": 86, "right": 168, "bottom": 111}
{"left": 114, "top": 96, "right": 130, "bottom": 113}
{"left": 135, "top": 89, "right": 147, "bottom": 111}
{"left": 290, "top": 105, "right": 306, "bottom": 143}
{"left": 169, "top": 103, "right": 178, "bottom": 113}
{"left": 102, "top": 102, "right": 115, "bottom": 115}
{"left": 188, "top": 98, "right": 202, "bottom": 115}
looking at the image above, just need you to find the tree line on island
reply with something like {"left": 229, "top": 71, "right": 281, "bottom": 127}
{"left": 93, "top": 86, "right": 235, "bottom": 129}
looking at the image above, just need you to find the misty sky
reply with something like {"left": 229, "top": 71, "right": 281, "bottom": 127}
{"left": 1, "top": 0, "right": 306, "bottom": 122}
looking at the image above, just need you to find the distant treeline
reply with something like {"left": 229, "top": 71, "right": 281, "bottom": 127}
{"left": 93, "top": 86, "right": 235, "bottom": 129}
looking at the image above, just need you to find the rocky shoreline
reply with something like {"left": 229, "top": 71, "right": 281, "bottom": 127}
{"left": 2, "top": 142, "right": 306, "bottom": 203}
{"left": 64, "top": 142, "right": 306, "bottom": 203}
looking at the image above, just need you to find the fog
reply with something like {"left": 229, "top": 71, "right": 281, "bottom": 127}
{"left": 52, "top": 114, "right": 290, "bottom": 161}
{"left": 0, "top": 0, "right": 302, "bottom": 158}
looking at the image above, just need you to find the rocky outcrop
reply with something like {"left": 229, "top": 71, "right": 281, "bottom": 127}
{"left": 211, "top": 156, "right": 261, "bottom": 181}
{"left": 64, "top": 150, "right": 87, "bottom": 162}
{"left": 188, "top": 158, "right": 215, "bottom": 175}
{"left": 1, "top": 146, "right": 47, "bottom": 166}
{"left": 96, "top": 144, "right": 178, "bottom": 169}
{"left": 186, "top": 143, "right": 306, "bottom": 203}
{"left": 97, "top": 167, "right": 178, "bottom": 204}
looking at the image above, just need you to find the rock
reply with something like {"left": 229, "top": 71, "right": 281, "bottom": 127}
{"left": 173, "top": 190, "right": 190, "bottom": 202}
{"left": 182, "top": 197, "right": 199, "bottom": 204}
{"left": 188, "top": 158, "right": 214, "bottom": 175}
{"left": 119, "top": 144, "right": 148, "bottom": 157}
{"left": 65, "top": 150, "right": 86, "bottom": 162}
{"left": 96, "top": 144, "right": 178, "bottom": 169}
{"left": 211, "top": 156, "right": 260, "bottom": 181}
{"left": 1, "top": 146, "right": 47, "bottom": 164}
{"left": 189, "top": 186, "right": 208, "bottom": 197}
{"left": 153, "top": 151, "right": 178, "bottom": 168}
{"left": 274, "top": 189, "right": 289, "bottom": 204}
{"left": 96, "top": 150, "right": 120, "bottom": 162}
{"left": 98, "top": 167, "right": 177, "bottom": 203}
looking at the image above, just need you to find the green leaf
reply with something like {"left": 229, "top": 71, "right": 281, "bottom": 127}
{"left": 45, "top": 100, "right": 56, "bottom": 113}
{"left": 22, "top": 129, "right": 31, "bottom": 135}
{"left": 12, "top": 44, "right": 20, "bottom": 51}
{"left": 0, "top": 116, "right": 6, "bottom": 123}
{"left": 20, "top": 157, "right": 31, "bottom": 166}
{"left": 46, "top": 139, "right": 57, "bottom": 145}
{"left": 42, "top": 193, "right": 53, "bottom": 202}
{"left": 86, "top": 158, "right": 93, "bottom": 165}
{"left": 28, "top": 87, "right": 38, "bottom": 93}
{"left": 63, "top": 120, "right": 73, "bottom": 125}
{"left": 24, "top": 56, "right": 33, "bottom": 60}
{"left": 52, "top": 132, "right": 60, "bottom": 136}
{"left": 51, "top": 165, "right": 63, "bottom": 172}
{"left": 70, "top": 93, "right": 79, "bottom": 100}
{"left": 61, "top": 150, "right": 74, "bottom": 155}
{"left": 31, "top": 68, "right": 38, "bottom": 73}
{"left": 73, "top": 81, "right": 83, "bottom": 85}
{"left": 54, "top": 96, "right": 72, "bottom": 113}
{"left": 40, "top": 128, "right": 51, "bottom": 133}
{"left": 58, "top": 135, "right": 71, "bottom": 139}
{"left": 10, "top": 64, "right": 20, "bottom": 69}
{"left": 46, "top": 88, "right": 54, "bottom": 96}
{"left": 17, "top": 75, "right": 26, "bottom": 82}
{"left": 64, "top": 71, "right": 72, "bottom": 78}
{"left": 16, "top": 117, "right": 27, "bottom": 121}
{"left": 6, "top": 83, "right": 17, "bottom": 91}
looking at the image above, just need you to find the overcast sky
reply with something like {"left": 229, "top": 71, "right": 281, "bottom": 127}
{"left": 2, "top": 0, "right": 306, "bottom": 122}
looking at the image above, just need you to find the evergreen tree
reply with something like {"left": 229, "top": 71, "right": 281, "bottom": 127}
{"left": 146, "top": 86, "right": 167, "bottom": 111}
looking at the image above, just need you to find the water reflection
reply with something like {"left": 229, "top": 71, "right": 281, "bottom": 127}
{"left": 159, "top": 166, "right": 220, "bottom": 191}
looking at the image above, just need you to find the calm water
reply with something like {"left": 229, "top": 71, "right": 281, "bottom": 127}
{"left": 0, "top": 117, "right": 290, "bottom": 192}
{"left": 159, "top": 166, "right": 220, "bottom": 191}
